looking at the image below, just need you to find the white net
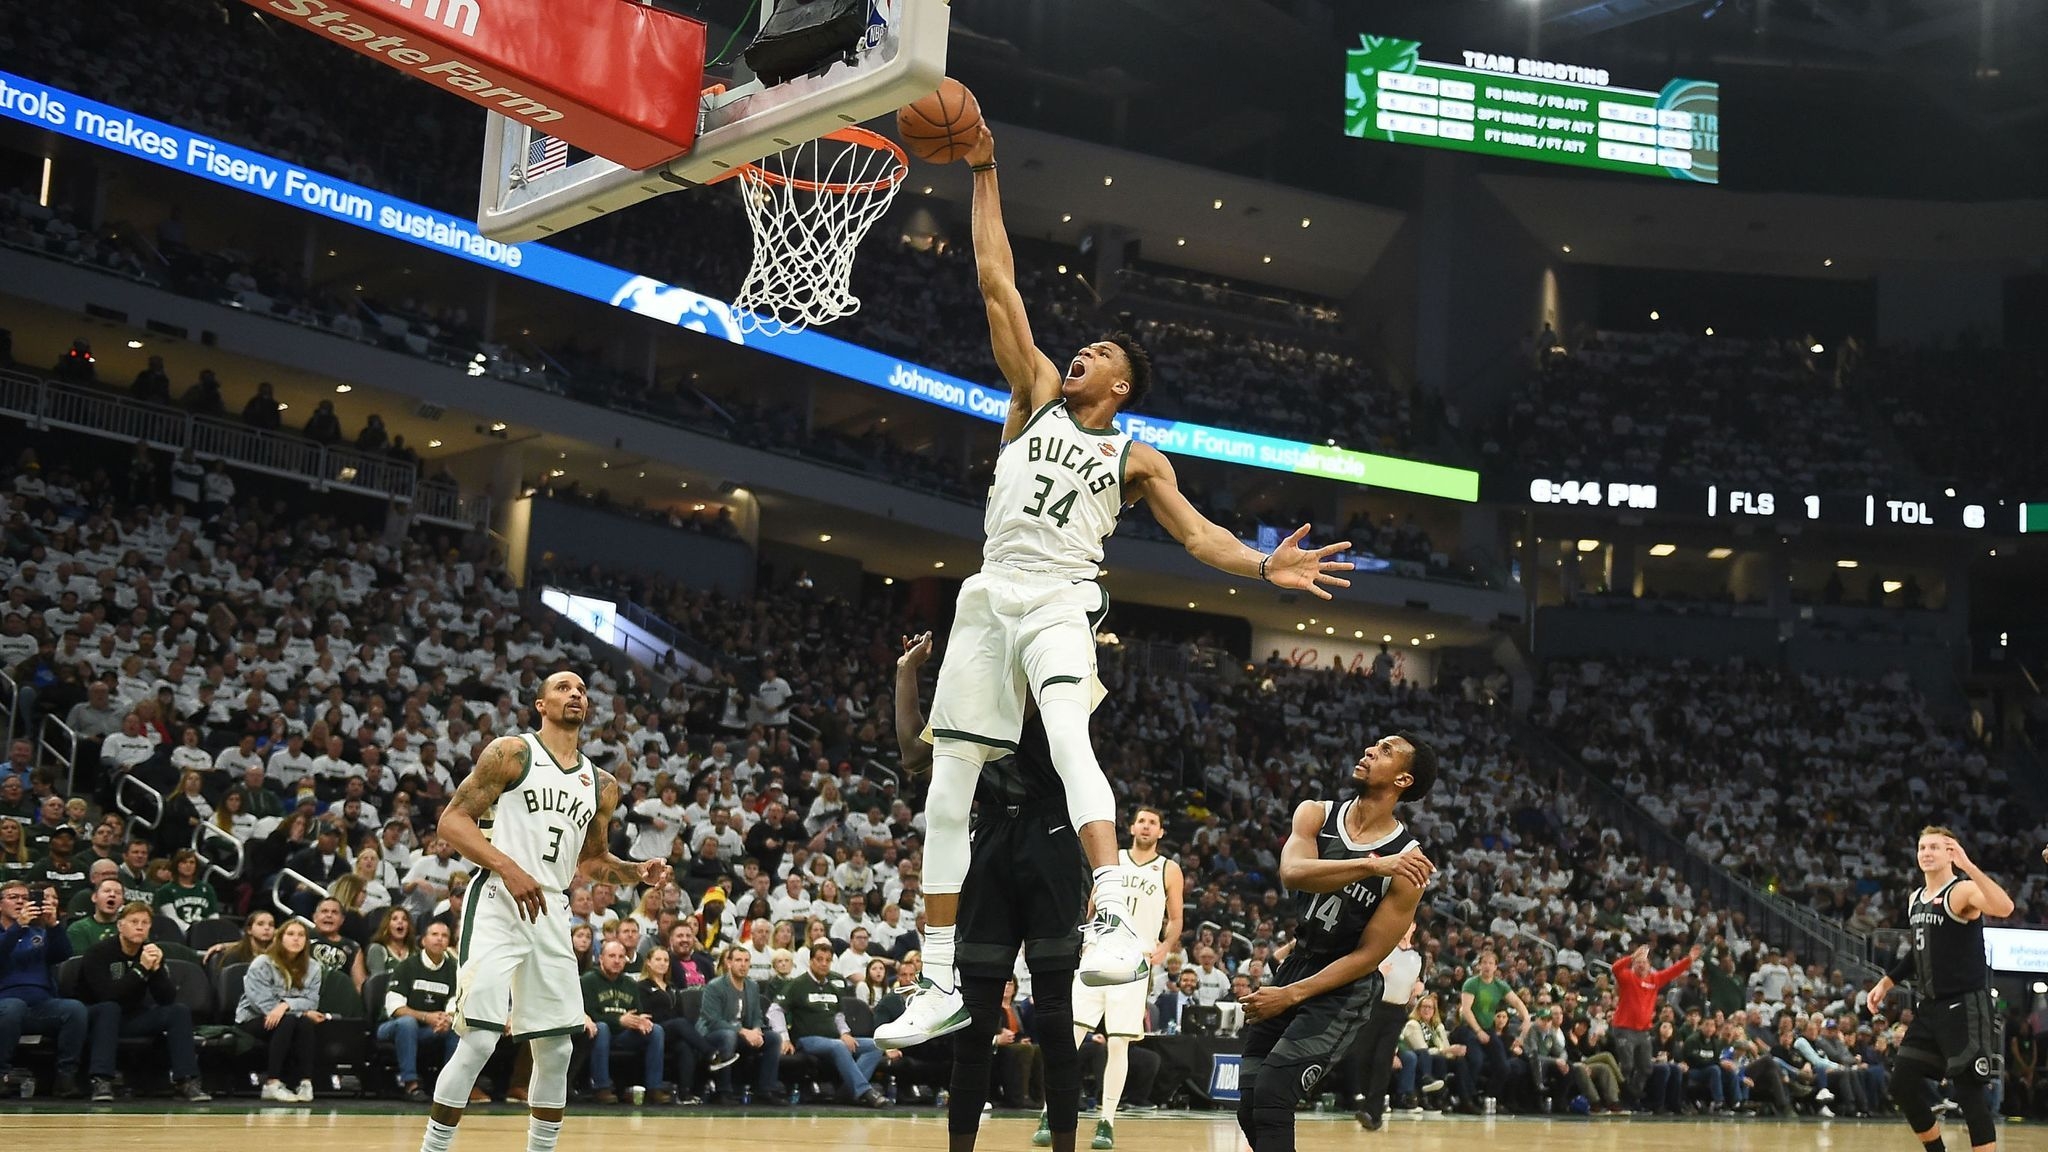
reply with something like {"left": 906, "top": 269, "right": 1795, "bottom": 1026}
{"left": 730, "top": 127, "right": 908, "bottom": 336}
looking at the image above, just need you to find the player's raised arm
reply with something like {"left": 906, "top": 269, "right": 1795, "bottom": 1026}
{"left": 1947, "top": 839, "right": 2017, "bottom": 919}
{"left": 893, "top": 632, "right": 935, "bottom": 776}
{"left": 437, "top": 735, "right": 545, "bottom": 920}
{"left": 963, "top": 128, "right": 1062, "bottom": 440}
{"left": 1126, "top": 446, "right": 1354, "bottom": 600}
{"left": 577, "top": 769, "right": 671, "bottom": 890}
{"left": 1243, "top": 874, "right": 1424, "bottom": 1021}
{"left": 1277, "top": 800, "right": 1433, "bottom": 893}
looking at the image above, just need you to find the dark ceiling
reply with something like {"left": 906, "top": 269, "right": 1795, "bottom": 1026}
{"left": 691, "top": 0, "right": 2046, "bottom": 204}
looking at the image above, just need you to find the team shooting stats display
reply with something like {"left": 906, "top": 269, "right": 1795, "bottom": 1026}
{"left": 1345, "top": 36, "right": 1719, "bottom": 183}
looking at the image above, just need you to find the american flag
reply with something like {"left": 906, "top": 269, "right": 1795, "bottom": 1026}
{"left": 526, "top": 133, "right": 569, "bottom": 178}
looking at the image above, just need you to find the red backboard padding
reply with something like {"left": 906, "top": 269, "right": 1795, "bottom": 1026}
{"left": 245, "top": 0, "right": 706, "bottom": 170}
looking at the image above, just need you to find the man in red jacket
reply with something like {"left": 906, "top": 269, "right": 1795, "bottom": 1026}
{"left": 1610, "top": 942, "right": 1699, "bottom": 1109}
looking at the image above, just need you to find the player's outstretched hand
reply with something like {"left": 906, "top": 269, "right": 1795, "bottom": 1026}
{"left": 1262, "top": 524, "right": 1353, "bottom": 601}
{"left": 898, "top": 632, "right": 934, "bottom": 671}
{"left": 639, "top": 857, "right": 673, "bottom": 891}
{"left": 499, "top": 862, "right": 549, "bottom": 922}
{"left": 962, "top": 125, "right": 995, "bottom": 168}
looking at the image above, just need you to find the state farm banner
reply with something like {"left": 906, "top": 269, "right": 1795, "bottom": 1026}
{"left": 245, "top": 0, "right": 705, "bottom": 169}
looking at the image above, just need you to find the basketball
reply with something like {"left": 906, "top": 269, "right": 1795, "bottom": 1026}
{"left": 897, "top": 77, "right": 984, "bottom": 164}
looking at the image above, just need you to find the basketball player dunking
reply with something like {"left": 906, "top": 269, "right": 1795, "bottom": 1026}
{"left": 876, "top": 123, "right": 1355, "bottom": 1051}
{"left": 1060, "top": 809, "right": 1182, "bottom": 1150}
{"left": 416, "top": 672, "right": 671, "bottom": 1152}
{"left": 1236, "top": 735, "right": 1437, "bottom": 1152}
{"left": 1866, "top": 827, "right": 2016, "bottom": 1152}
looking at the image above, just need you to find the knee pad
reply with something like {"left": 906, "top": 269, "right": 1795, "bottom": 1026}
{"left": 527, "top": 1034, "right": 574, "bottom": 1111}
{"left": 1952, "top": 1076, "right": 1997, "bottom": 1147}
{"left": 1888, "top": 1059, "right": 1938, "bottom": 1132}
{"left": 1035, "top": 697, "right": 1114, "bottom": 829}
{"left": 431, "top": 1027, "right": 500, "bottom": 1110}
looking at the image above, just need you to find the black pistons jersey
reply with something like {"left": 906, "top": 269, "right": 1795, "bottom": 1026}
{"left": 1287, "top": 798, "right": 1420, "bottom": 967}
{"left": 1907, "top": 876, "right": 1989, "bottom": 1000}
{"left": 975, "top": 714, "right": 1059, "bottom": 811}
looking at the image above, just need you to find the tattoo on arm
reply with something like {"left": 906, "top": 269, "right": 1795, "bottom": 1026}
{"left": 447, "top": 737, "right": 528, "bottom": 820}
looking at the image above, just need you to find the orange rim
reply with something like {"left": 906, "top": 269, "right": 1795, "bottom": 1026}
{"left": 730, "top": 126, "right": 909, "bottom": 195}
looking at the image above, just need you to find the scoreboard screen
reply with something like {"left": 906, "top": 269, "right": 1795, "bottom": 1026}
{"left": 1344, "top": 36, "right": 1719, "bottom": 184}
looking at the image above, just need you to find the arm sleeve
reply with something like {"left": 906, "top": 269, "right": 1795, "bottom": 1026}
{"left": 1886, "top": 947, "right": 1914, "bottom": 985}
{"left": 1653, "top": 957, "right": 1693, "bottom": 986}
{"left": 766, "top": 1003, "right": 787, "bottom": 1033}
{"left": 833, "top": 1011, "right": 851, "bottom": 1036}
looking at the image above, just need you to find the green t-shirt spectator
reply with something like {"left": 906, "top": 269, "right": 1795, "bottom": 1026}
{"left": 386, "top": 950, "right": 457, "bottom": 1018}
{"left": 68, "top": 913, "right": 119, "bottom": 953}
{"left": 777, "top": 969, "right": 848, "bottom": 1041}
{"left": 1462, "top": 975, "right": 1512, "bottom": 1028}
{"left": 1706, "top": 961, "right": 1746, "bottom": 1017}
{"left": 582, "top": 968, "right": 641, "bottom": 1026}
{"left": 156, "top": 880, "right": 219, "bottom": 929}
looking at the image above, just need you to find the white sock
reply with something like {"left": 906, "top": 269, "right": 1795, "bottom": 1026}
{"left": 527, "top": 1117, "right": 562, "bottom": 1152}
{"left": 1092, "top": 866, "right": 1129, "bottom": 916}
{"left": 1100, "top": 1036, "right": 1131, "bottom": 1122}
{"left": 420, "top": 1119, "right": 458, "bottom": 1152}
{"left": 922, "top": 924, "right": 957, "bottom": 991}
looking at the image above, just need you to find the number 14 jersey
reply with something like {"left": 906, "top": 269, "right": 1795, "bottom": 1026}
{"left": 1288, "top": 799, "right": 1421, "bottom": 968}
{"left": 984, "top": 398, "right": 1133, "bottom": 581}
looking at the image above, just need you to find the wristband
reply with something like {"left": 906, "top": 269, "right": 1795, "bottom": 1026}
{"left": 970, "top": 161, "right": 998, "bottom": 172}
{"left": 1258, "top": 553, "right": 1271, "bottom": 582}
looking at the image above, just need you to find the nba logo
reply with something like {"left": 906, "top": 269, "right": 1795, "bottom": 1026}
{"left": 863, "top": 0, "right": 895, "bottom": 50}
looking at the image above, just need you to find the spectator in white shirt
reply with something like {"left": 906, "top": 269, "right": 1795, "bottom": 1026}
{"left": 1191, "top": 947, "right": 1231, "bottom": 1006}
{"left": 633, "top": 782, "right": 687, "bottom": 862}
{"left": 268, "top": 734, "right": 317, "bottom": 790}
{"left": 768, "top": 872, "right": 813, "bottom": 925}
{"left": 168, "top": 726, "right": 213, "bottom": 778}
{"left": 829, "top": 893, "right": 877, "bottom": 944}
{"left": 690, "top": 808, "right": 745, "bottom": 863}
{"left": 99, "top": 712, "right": 159, "bottom": 774}
{"left": 214, "top": 734, "right": 264, "bottom": 782}
{"left": 831, "top": 927, "right": 877, "bottom": 980}
{"left": 752, "top": 667, "right": 792, "bottom": 728}
{"left": 309, "top": 734, "right": 355, "bottom": 787}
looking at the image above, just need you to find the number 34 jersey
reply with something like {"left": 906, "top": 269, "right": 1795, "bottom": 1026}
{"left": 984, "top": 398, "right": 1133, "bottom": 581}
{"left": 1288, "top": 799, "right": 1422, "bottom": 968}
{"left": 482, "top": 732, "right": 599, "bottom": 895}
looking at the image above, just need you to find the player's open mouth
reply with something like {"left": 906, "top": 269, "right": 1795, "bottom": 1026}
{"left": 1068, "top": 358, "right": 1085, "bottom": 379}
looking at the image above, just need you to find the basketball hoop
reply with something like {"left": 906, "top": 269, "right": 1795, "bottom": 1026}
{"left": 729, "top": 126, "right": 909, "bottom": 336}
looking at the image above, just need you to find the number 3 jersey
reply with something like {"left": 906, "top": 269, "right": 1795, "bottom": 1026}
{"left": 1287, "top": 798, "right": 1421, "bottom": 971}
{"left": 984, "top": 398, "right": 1133, "bottom": 581}
{"left": 481, "top": 732, "right": 599, "bottom": 895}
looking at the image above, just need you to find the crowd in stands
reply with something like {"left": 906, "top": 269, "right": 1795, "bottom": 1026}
{"left": 1865, "top": 347, "right": 2048, "bottom": 501}
{"left": 1536, "top": 656, "right": 2048, "bottom": 929}
{"left": 0, "top": 432, "right": 2035, "bottom": 1121}
{"left": 1488, "top": 329, "right": 1902, "bottom": 496}
{"left": 0, "top": 0, "right": 1419, "bottom": 459}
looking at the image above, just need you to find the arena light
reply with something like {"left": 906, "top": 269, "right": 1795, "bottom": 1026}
{"left": 1187, "top": 601, "right": 1197, "bottom": 608}
{"left": 490, "top": 422, "right": 508, "bottom": 432}
{"left": 1809, "top": 343, "right": 1825, "bottom": 354}
{"left": 1561, "top": 244, "right": 1572, "bottom": 254}
{"left": 1882, "top": 580, "right": 1903, "bottom": 594}
{"left": 933, "top": 561, "right": 945, "bottom": 569}
{"left": 818, "top": 534, "right": 832, "bottom": 542}
{"left": 1176, "top": 237, "right": 1187, "bottom": 246}
{"left": 1576, "top": 538, "right": 1601, "bottom": 552}
{"left": 1324, "top": 626, "right": 1335, "bottom": 635}
{"left": 1708, "top": 547, "right": 1734, "bottom": 559}
{"left": 1353, "top": 630, "right": 1364, "bottom": 639}
{"left": 1296, "top": 623, "right": 1306, "bottom": 631}
{"left": 1212, "top": 199, "right": 1224, "bottom": 209}
{"left": 1823, "top": 258, "right": 1834, "bottom": 267}
{"left": 276, "top": 403, "right": 289, "bottom": 412}
{"left": 1648, "top": 543, "right": 1677, "bottom": 556}
{"left": 38, "top": 157, "right": 51, "bottom": 207}
{"left": 1103, "top": 176, "right": 1114, "bottom": 187}
{"left": 883, "top": 577, "right": 895, "bottom": 585}
{"left": 334, "top": 384, "right": 352, "bottom": 393}
{"left": 1061, "top": 214, "right": 1072, "bottom": 223}
{"left": 427, "top": 439, "right": 442, "bottom": 448}
{"left": 1057, "top": 265, "right": 1068, "bottom": 274}
{"left": 1262, "top": 255, "right": 1272, "bottom": 264}
{"left": 1301, "top": 218, "right": 1312, "bottom": 229}
{"left": 1649, "top": 310, "right": 1660, "bottom": 320}
{"left": 1704, "top": 326, "right": 1715, "bottom": 336}
{"left": 1410, "top": 637, "right": 1421, "bottom": 646}
{"left": 1836, "top": 559, "right": 1859, "bottom": 568}
{"left": 1382, "top": 634, "right": 1393, "bottom": 643}
{"left": 1944, "top": 487, "right": 1956, "bottom": 497}
{"left": 125, "top": 339, "right": 144, "bottom": 349}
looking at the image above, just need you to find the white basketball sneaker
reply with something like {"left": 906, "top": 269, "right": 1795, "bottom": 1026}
{"left": 873, "top": 976, "right": 971, "bottom": 1050}
{"left": 1078, "top": 908, "right": 1149, "bottom": 987}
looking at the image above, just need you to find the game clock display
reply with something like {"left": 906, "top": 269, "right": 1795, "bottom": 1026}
{"left": 1520, "top": 476, "right": 2021, "bottom": 534}
{"left": 1344, "top": 36, "right": 1719, "bottom": 184}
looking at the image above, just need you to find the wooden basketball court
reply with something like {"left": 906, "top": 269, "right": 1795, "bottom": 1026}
{"left": 14, "top": 1107, "right": 2046, "bottom": 1152}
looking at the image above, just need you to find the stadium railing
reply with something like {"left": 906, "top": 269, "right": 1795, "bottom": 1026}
{"left": 0, "top": 367, "right": 481, "bottom": 529}
{"left": 1519, "top": 725, "right": 1880, "bottom": 979}
{"left": 195, "top": 820, "right": 245, "bottom": 882}
{"left": 37, "top": 713, "right": 77, "bottom": 797}
{"left": 115, "top": 772, "right": 164, "bottom": 839}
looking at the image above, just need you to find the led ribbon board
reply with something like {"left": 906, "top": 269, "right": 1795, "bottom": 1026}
{"left": 1345, "top": 36, "right": 1719, "bottom": 183}
{"left": 0, "top": 70, "right": 1479, "bottom": 503}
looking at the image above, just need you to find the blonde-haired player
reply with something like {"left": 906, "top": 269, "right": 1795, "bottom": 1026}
{"left": 414, "top": 672, "right": 670, "bottom": 1152}
{"left": 1043, "top": 808, "right": 1182, "bottom": 1150}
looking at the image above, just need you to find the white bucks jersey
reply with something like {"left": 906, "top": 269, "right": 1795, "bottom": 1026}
{"left": 482, "top": 733, "right": 599, "bottom": 894}
{"left": 1119, "top": 849, "right": 1170, "bottom": 946}
{"left": 985, "top": 399, "right": 1132, "bottom": 579}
